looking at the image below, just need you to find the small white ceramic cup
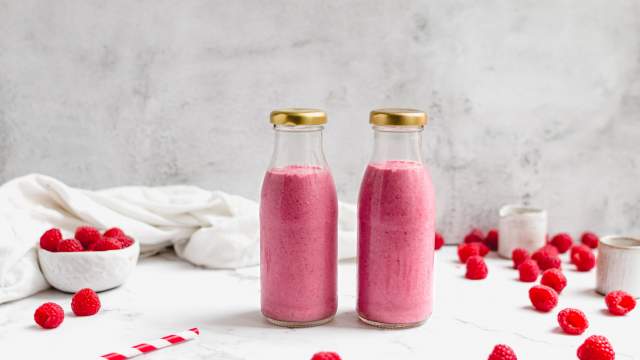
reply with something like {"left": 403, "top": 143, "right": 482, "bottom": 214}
{"left": 596, "top": 236, "right": 640, "bottom": 298}
{"left": 498, "top": 205, "right": 548, "bottom": 259}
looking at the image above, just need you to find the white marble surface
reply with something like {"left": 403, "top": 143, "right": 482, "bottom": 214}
{"left": 1, "top": 1, "right": 640, "bottom": 242}
{"left": 1, "top": 247, "right": 638, "bottom": 359}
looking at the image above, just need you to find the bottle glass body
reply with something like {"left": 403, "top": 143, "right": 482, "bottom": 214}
{"left": 260, "top": 124, "right": 338, "bottom": 327}
{"left": 357, "top": 125, "right": 436, "bottom": 328}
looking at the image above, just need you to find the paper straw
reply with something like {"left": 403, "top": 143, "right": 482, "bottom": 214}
{"left": 100, "top": 328, "right": 200, "bottom": 359}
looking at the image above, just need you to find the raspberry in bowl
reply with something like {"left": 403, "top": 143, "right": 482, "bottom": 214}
{"left": 37, "top": 226, "right": 139, "bottom": 293}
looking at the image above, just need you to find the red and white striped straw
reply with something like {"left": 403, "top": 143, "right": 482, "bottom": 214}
{"left": 99, "top": 328, "right": 200, "bottom": 359}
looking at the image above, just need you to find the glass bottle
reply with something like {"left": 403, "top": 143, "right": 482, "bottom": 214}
{"left": 260, "top": 108, "right": 338, "bottom": 327}
{"left": 357, "top": 108, "right": 436, "bottom": 328}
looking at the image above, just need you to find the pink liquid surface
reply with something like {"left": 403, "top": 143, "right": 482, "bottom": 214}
{"left": 260, "top": 165, "right": 338, "bottom": 323}
{"left": 357, "top": 160, "right": 435, "bottom": 325}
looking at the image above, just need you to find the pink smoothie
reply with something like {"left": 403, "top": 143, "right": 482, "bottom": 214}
{"left": 260, "top": 165, "right": 338, "bottom": 323}
{"left": 357, "top": 160, "right": 435, "bottom": 325}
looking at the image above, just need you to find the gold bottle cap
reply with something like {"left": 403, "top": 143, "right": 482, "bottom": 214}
{"left": 370, "top": 108, "right": 427, "bottom": 126}
{"left": 270, "top": 108, "right": 327, "bottom": 126}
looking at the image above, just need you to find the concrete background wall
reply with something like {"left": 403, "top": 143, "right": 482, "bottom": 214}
{"left": 1, "top": 0, "right": 639, "bottom": 242}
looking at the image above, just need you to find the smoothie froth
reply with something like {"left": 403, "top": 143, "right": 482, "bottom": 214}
{"left": 260, "top": 165, "right": 338, "bottom": 323}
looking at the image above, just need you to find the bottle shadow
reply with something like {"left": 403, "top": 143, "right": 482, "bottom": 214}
{"left": 208, "top": 310, "right": 274, "bottom": 329}
{"left": 330, "top": 311, "right": 373, "bottom": 330}
{"left": 208, "top": 310, "right": 384, "bottom": 330}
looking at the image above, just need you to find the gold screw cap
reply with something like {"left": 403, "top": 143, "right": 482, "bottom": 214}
{"left": 270, "top": 108, "right": 327, "bottom": 126}
{"left": 370, "top": 108, "right": 427, "bottom": 126}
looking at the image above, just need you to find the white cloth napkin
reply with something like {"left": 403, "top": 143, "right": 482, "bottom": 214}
{"left": 0, "top": 174, "right": 357, "bottom": 304}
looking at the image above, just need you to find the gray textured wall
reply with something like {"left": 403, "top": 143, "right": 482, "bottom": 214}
{"left": 1, "top": 0, "right": 639, "bottom": 242}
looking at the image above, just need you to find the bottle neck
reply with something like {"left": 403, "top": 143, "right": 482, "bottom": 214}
{"left": 371, "top": 125, "right": 424, "bottom": 163}
{"left": 269, "top": 125, "right": 328, "bottom": 169}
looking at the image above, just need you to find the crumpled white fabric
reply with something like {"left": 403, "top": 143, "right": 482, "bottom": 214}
{"left": 0, "top": 174, "right": 357, "bottom": 304}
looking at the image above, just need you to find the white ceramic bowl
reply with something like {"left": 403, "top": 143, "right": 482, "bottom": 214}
{"left": 38, "top": 240, "right": 140, "bottom": 293}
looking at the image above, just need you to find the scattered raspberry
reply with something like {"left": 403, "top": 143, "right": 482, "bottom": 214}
{"left": 518, "top": 259, "right": 540, "bottom": 282}
{"left": 549, "top": 233, "right": 573, "bottom": 253}
{"left": 311, "top": 352, "right": 341, "bottom": 360}
{"left": 571, "top": 246, "right": 596, "bottom": 272}
{"left": 92, "top": 237, "right": 124, "bottom": 251}
{"left": 464, "top": 228, "right": 485, "bottom": 243}
{"left": 605, "top": 290, "right": 636, "bottom": 316}
{"left": 465, "top": 255, "right": 488, "bottom": 280}
{"left": 512, "top": 248, "right": 530, "bottom": 269}
{"left": 532, "top": 244, "right": 559, "bottom": 261}
{"left": 39, "top": 228, "right": 63, "bottom": 252}
{"left": 577, "top": 335, "right": 615, "bottom": 360}
{"left": 581, "top": 232, "right": 599, "bottom": 249}
{"left": 116, "top": 235, "right": 134, "bottom": 248}
{"left": 535, "top": 253, "right": 561, "bottom": 271}
{"left": 56, "top": 239, "right": 84, "bottom": 252}
{"left": 532, "top": 245, "right": 561, "bottom": 270}
{"left": 557, "top": 308, "right": 588, "bottom": 335}
{"left": 528, "top": 285, "right": 559, "bottom": 312}
{"left": 484, "top": 229, "right": 499, "bottom": 251}
{"left": 488, "top": 344, "right": 517, "bottom": 360}
{"left": 476, "top": 242, "right": 490, "bottom": 256}
{"left": 458, "top": 243, "right": 479, "bottom": 263}
{"left": 435, "top": 232, "right": 444, "bottom": 250}
{"left": 75, "top": 226, "right": 102, "bottom": 248}
{"left": 71, "top": 288, "right": 101, "bottom": 316}
{"left": 103, "top": 227, "right": 126, "bottom": 239}
{"left": 34, "top": 302, "right": 64, "bottom": 329}
{"left": 457, "top": 242, "right": 489, "bottom": 263}
{"left": 540, "top": 268, "right": 567, "bottom": 293}
{"left": 570, "top": 245, "right": 590, "bottom": 263}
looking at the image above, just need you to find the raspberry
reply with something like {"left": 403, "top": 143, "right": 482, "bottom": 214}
{"left": 464, "top": 228, "right": 484, "bottom": 243}
{"left": 540, "top": 268, "right": 567, "bottom": 293}
{"left": 483, "top": 229, "right": 499, "bottom": 251}
{"left": 581, "top": 231, "right": 599, "bottom": 249}
{"left": 92, "top": 237, "right": 124, "bottom": 251}
{"left": 487, "top": 344, "right": 517, "bottom": 360}
{"left": 75, "top": 226, "right": 102, "bottom": 248}
{"left": 528, "top": 285, "right": 558, "bottom": 312}
{"left": 435, "top": 232, "right": 444, "bottom": 250}
{"left": 457, "top": 242, "right": 489, "bottom": 263}
{"left": 116, "top": 235, "right": 134, "bottom": 248}
{"left": 549, "top": 233, "right": 573, "bottom": 253}
{"left": 465, "top": 255, "right": 488, "bottom": 280}
{"left": 71, "top": 288, "right": 101, "bottom": 316}
{"left": 311, "top": 352, "right": 341, "bottom": 360}
{"left": 39, "top": 228, "right": 63, "bottom": 252}
{"left": 56, "top": 239, "right": 84, "bottom": 252}
{"left": 570, "top": 245, "right": 590, "bottom": 263}
{"left": 34, "top": 302, "right": 64, "bottom": 329}
{"left": 512, "top": 248, "right": 530, "bottom": 269}
{"left": 532, "top": 245, "right": 561, "bottom": 271}
{"left": 476, "top": 242, "right": 490, "bottom": 256}
{"left": 532, "top": 244, "right": 559, "bottom": 260}
{"left": 518, "top": 259, "right": 540, "bottom": 282}
{"left": 103, "top": 227, "right": 126, "bottom": 239}
{"left": 571, "top": 246, "right": 596, "bottom": 272}
{"left": 536, "top": 253, "right": 561, "bottom": 271}
{"left": 577, "top": 335, "right": 615, "bottom": 360}
{"left": 605, "top": 290, "right": 636, "bottom": 316}
{"left": 557, "top": 308, "right": 588, "bottom": 335}
{"left": 458, "top": 243, "right": 478, "bottom": 263}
